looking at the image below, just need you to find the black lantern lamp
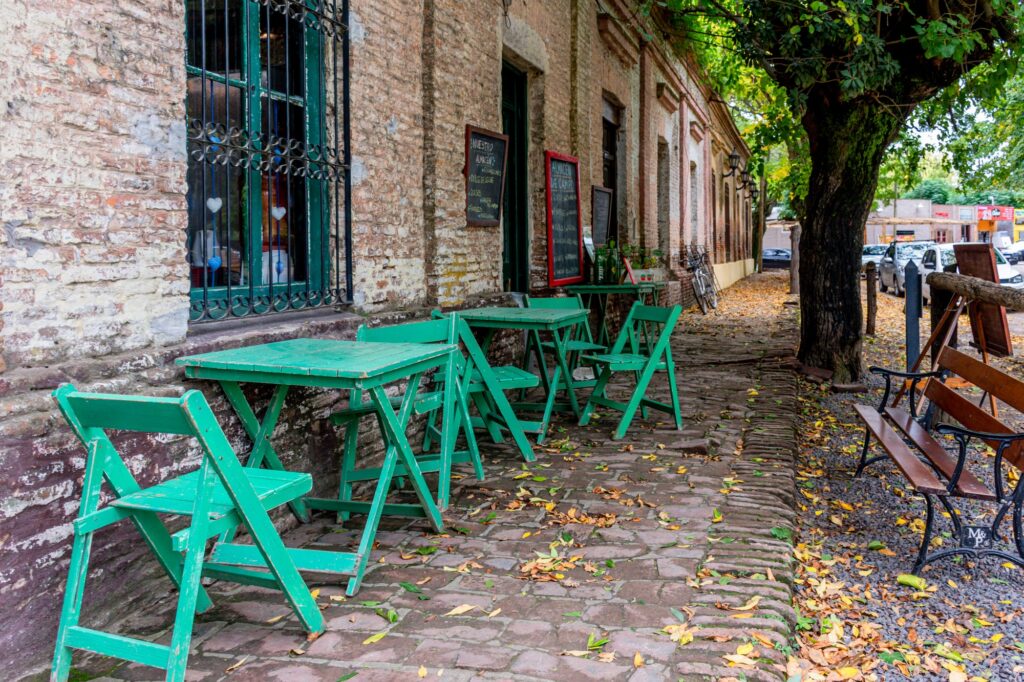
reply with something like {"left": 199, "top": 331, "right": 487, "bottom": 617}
{"left": 723, "top": 148, "right": 741, "bottom": 177}
{"left": 739, "top": 168, "right": 751, "bottom": 189}
{"left": 750, "top": 186, "right": 760, "bottom": 202}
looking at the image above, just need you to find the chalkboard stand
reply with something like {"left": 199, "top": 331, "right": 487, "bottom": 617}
{"left": 464, "top": 125, "right": 509, "bottom": 227}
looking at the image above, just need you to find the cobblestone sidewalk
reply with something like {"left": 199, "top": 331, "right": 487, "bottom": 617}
{"left": 74, "top": 274, "right": 801, "bottom": 682}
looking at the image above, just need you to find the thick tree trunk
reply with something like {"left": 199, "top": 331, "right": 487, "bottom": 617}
{"left": 798, "top": 101, "right": 906, "bottom": 382}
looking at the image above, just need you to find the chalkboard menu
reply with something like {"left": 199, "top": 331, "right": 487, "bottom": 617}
{"left": 464, "top": 125, "right": 509, "bottom": 226}
{"left": 591, "top": 186, "right": 613, "bottom": 246}
{"left": 545, "top": 151, "right": 584, "bottom": 286}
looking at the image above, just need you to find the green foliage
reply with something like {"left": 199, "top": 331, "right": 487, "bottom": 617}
{"left": 902, "top": 178, "right": 956, "bottom": 204}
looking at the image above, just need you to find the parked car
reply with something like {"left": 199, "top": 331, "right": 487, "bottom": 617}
{"left": 878, "top": 240, "right": 935, "bottom": 296}
{"left": 919, "top": 243, "right": 1024, "bottom": 304}
{"left": 761, "top": 248, "right": 791, "bottom": 269}
{"left": 1002, "top": 239, "right": 1024, "bottom": 264}
{"left": 862, "top": 244, "right": 886, "bottom": 271}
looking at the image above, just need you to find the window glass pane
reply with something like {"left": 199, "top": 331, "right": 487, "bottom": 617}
{"left": 186, "top": 80, "right": 247, "bottom": 289}
{"left": 260, "top": 97, "right": 308, "bottom": 284}
{"left": 260, "top": 5, "right": 305, "bottom": 99}
{"left": 186, "top": 0, "right": 244, "bottom": 79}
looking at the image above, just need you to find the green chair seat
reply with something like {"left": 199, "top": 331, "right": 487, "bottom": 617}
{"left": 111, "top": 468, "right": 311, "bottom": 517}
{"left": 469, "top": 365, "right": 539, "bottom": 390}
{"left": 583, "top": 352, "right": 666, "bottom": 372}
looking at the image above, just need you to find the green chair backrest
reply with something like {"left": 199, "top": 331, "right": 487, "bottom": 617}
{"left": 53, "top": 384, "right": 248, "bottom": 489}
{"left": 524, "top": 294, "right": 585, "bottom": 311}
{"left": 609, "top": 302, "right": 682, "bottom": 356}
{"left": 356, "top": 315, "right": 456, "bottom": 345}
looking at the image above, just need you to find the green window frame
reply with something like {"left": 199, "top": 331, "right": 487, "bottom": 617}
{"left": 184, "top": 0, "right": 351, "bottom": 321}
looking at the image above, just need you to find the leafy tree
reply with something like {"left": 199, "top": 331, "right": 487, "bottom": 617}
{"left": 902, "top": 178, "right": 956, "bottom": 204}
{"left": 655, "top": 1, "right": 1021, "bottom": 380}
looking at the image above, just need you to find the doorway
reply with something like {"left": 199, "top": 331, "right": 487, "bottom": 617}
{"left": 501, "top": 62, "right": 529, "bottom": 292}
{"left": 602, "top": 100, "right": 622, "bottom": 243}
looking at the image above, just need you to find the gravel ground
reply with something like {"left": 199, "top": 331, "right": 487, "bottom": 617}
{"left": 792, "top": 282, "right": 1024, "bottom": 681}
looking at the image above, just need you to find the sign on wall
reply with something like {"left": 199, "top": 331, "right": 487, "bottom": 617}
{"left": 591, "top": 186, "right": 613, "bottom": 247}
{"left": 464, "top": 125, "right": 509, "bottom": 227}
{"left": 545, "top": 151, "right": 584, "bottom": 286}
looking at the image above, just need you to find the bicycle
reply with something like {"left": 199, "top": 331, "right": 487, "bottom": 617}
{"left": 685, "top": 246, "right": 718, "bottom": 314}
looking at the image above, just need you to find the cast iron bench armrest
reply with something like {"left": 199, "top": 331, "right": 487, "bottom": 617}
{"left": 868, "top": 366, "right": 942, "bottom": 413}
{"left": 934, "top": 424, "right": 1024, "bottom": 496}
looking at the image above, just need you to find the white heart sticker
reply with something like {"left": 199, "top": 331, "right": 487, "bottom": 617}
{"left": 206, "top": 197, "right": 223, "bottom": 213}
{"left": 271, "top": 206, "right": 287, "bottom": 221}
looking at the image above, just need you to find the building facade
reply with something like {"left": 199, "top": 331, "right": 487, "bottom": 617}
{"left": 0, "top": 0, "right": 754, "bottom": 671}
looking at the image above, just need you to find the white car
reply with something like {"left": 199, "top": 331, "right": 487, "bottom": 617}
{"left": 920, "top": 243, "right": 1024, "bottom": 304}
{"left": 1002, "top": 240, "right": 1024, "bottom": 264}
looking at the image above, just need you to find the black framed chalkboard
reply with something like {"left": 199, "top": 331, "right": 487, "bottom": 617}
{"left": 464, "top": 125, "right": 509, "bottom": 227}
{"left": 545, "top": 151, "right": 584, "bottom": 286}
{"left": 591, "top": 186, "right": 613, "bottom": 246}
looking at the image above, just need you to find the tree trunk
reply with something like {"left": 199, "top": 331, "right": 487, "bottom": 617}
{"left": 798, "top": 100, "right": 906, "bottom": 382}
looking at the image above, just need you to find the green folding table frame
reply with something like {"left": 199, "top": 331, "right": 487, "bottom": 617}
{"left": 176, "top": 338, "right": 457, "bottom": 595}
{"left": 566, "top": 282, "right": 666, "bottom": 348}
{"left": 458, "top": 306, "right": 589, "bottom": 445}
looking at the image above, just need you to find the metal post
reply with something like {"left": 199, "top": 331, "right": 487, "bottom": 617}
{"left": 865, "top": 261, "right": 877, "bottom": 336}
{"left": 905, "top": 260, "right": 921, "bottom": 371}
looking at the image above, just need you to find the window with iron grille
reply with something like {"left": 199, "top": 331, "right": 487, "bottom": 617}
{"left": 185, "top": 0, "right": 352, "bottom": 322}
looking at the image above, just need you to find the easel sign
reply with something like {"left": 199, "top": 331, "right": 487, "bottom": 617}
{"left": 545, "top": 151, "right": 584, "bottom": 286}
{"left": 954, "top": 243, "right": 1013, "bottom": 357}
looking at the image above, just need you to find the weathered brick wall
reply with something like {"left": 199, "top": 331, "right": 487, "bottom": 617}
{"left": 422, "top": 0, "right": 504, "bottom": 306}
{"left": 0, "top": 0, "right": 191, "bottom": 370}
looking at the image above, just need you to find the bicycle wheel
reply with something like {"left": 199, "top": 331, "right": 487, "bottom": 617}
{"left": 693, "top": 274, "right": 710, "bottom": 314}
{"left": 704, "top": 275, "right": 718, "bottom": 309}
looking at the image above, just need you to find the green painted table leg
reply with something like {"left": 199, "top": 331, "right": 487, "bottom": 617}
{"left": 437, "top": 355, "right": 457, "bottom": 510}
{"left": 219, "top": 381, "right": 309, "bottom": 524}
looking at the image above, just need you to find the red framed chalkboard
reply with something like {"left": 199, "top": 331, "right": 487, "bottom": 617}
{"left": 545, "top": 150, "right": 584, "bottom": 286}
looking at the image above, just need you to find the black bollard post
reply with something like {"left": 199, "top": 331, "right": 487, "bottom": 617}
{"left": 905, "top": 260, "right": 921, "bottom": 371}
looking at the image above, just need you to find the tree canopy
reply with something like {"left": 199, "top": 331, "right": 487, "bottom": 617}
{"left": 650, "top": 0, "right": 1023, "bottom": 380}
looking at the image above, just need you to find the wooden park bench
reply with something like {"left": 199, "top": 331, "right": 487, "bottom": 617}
{"left": 853, "top": 346, "right": 1024, "bottom": 573}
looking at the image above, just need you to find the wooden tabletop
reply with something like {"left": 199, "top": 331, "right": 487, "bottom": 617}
{"left": 176, "top": 339, "right": 456, "bottom": 380}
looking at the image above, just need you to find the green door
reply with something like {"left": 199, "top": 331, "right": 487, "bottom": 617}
{"left": 501, "top": 62, "right": 529, "bottom": 292}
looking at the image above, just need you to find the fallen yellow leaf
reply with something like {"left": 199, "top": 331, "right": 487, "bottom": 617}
{"left": 444, "top": 604, "right": 479, "bottom": 616}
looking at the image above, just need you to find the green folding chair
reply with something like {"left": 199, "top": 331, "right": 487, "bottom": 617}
{"left": 50, "top": 384, "right": 326, "bottom": 682}
{"left": 329, "top": 314, "right": 482, "bottom": 514}
{"left": 522, "top": 294, "right": 605, "bottom": 388}
{"left": 578, "top": 302, "right": 684, "bottom": 440}
{"left": 429, "top": 310, "right": 540, "bottom": 446}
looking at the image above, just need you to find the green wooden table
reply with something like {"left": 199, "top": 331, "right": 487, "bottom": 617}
{"left": 460, "top": 307, "right": 589, "bottom": 444}
{"left": 176, "top": 338, "right": 457, "bottom": 595}
{"left": 566, "top": 282, "right": 666, "bottom": 347}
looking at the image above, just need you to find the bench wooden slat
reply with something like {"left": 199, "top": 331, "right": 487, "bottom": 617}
{"left": 923, "top": 380, "right": 1024, "bottom": 470}
{"left": 884, "top": 407, "right": 995, "bottom": 501}
{"left": 852, "top": 404, "right": 947, "bottom": 495}
{"left": 938, "top": 347, "right": 1024, "bottom": 414}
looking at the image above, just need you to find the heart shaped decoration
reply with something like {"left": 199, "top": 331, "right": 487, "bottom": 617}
{"left": 271, "top": 206, "right": 287, "bottom": 221}
{"left": 206, "top": 197, "right": 223, "bottom": 214}
{"left": 208, "top": 255, "right": 222, "bottom": 271}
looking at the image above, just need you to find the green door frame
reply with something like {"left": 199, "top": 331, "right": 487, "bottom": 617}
{"left": 501, "top": 62, "right": 529, "bottom": 293}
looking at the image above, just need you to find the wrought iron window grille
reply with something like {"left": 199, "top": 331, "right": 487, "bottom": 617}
{"left": 185, "top": 0, "right": 352, "bottom": 322}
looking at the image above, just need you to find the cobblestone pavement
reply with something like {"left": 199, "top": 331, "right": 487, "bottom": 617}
{"left": 70, "top": 274, "right": 801, "bottom": 682}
